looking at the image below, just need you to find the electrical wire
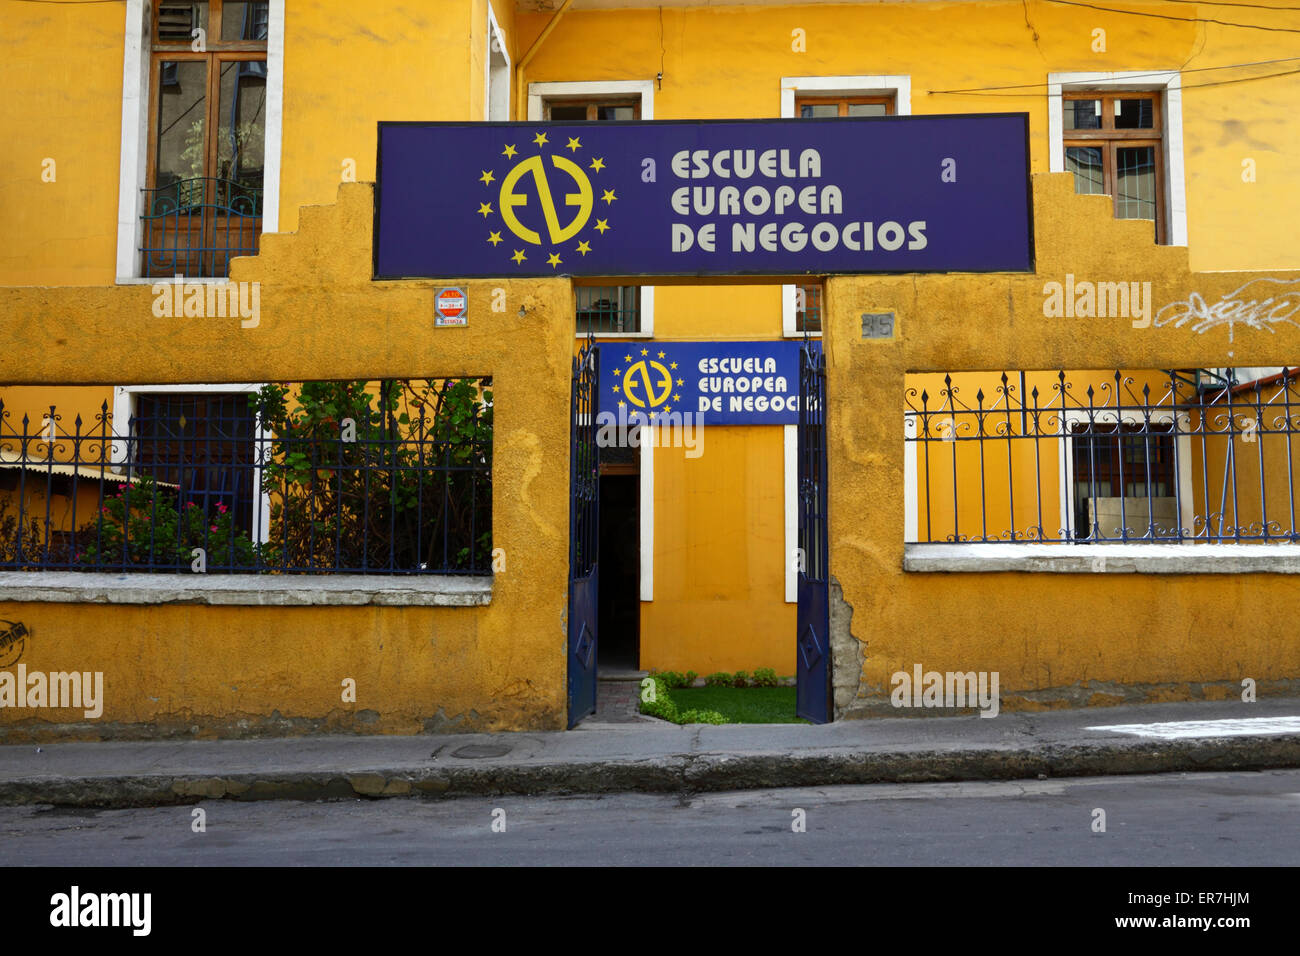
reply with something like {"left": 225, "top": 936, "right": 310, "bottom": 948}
{"left": 1043, "top": 0, "right": 1300, "bottom": 33}
{"left": 930, "top": 55, "right": 1300, "bottom": 94}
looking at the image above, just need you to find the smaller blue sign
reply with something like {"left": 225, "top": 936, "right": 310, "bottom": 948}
{"left": 597, "top": 340, "right": 811, "bottom": 426}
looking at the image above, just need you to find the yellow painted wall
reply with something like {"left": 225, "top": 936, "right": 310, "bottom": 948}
{"left": 278, "top": 0, "right": 478, "bottom": 233}
{"left": 519, "top": 2, "right": 1300, "bottom": 272}
{"left": 643, "top": 425, "right": 791, "bottom": 673}
{"left": 826, "top": 172, "right": 1300, "bottom": 714}
{"left": 0, "top": 183, "right": 576, "bottom": 739}
{"left": 9, "top": 1, "right": 1298, "bottom": 283}
{"left": 4, "top": 1, "right": 1300, "bottom": 731}
{"left": 0, "top": 2, "right": 123, "bottom": 285}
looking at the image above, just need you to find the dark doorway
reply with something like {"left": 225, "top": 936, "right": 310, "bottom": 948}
{"left": 597, "top": 472, "right": 639, "bottom": 672}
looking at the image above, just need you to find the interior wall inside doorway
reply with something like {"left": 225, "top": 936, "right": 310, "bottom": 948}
{"left": 640, "top": 425, "right": 793, "bottom": 674}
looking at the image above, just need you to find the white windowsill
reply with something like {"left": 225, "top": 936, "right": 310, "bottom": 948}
{"left": 115, "top": 276, "right": 233, "bottom": 286}
{"left": 0, "top": 572, "right": 493, "bottom": 607}
{"left": 904, "top": 543, "right": 1300, "bottom": 574}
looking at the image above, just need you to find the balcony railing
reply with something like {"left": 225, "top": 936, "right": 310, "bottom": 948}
{"left": 140, "top": 177, "right": 263, "bottom": 279}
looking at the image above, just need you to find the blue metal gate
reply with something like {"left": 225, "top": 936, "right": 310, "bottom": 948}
{"left": 796, "top": 341, "right": 831, "bottom": 724}
{"left": 567, "top": 340, "right": 600, "bottom": 727}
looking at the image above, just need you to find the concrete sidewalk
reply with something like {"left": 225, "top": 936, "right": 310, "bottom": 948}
{"left": 2, "top": 697, "right": 1299, "bottom": 807}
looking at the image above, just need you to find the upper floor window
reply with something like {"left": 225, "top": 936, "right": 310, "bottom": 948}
{"left": 143, "top": 1, "right": 269, "bottom": 277}
{"left": 546, "top": 99, "right": 640, "bottom": 122}
{"left": 789, "top": 96, "right": 891, "bottom": 333}
{"left": 797, "top": 95, "right": 893, "bottom": 118}
{"left": 546, "top": 97, "right": 643, "bottom": 334}
{"left": 1063, "top": 92, "right": 1164, "bottom": 243}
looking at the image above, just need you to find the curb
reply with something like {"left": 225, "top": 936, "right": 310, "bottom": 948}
{"left": 3, "top": 735, "right": 1299, "bottom": 808}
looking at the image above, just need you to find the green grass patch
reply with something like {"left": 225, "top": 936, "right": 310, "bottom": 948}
{"left": 664, "top": 686, "right": 808, "bottom": 724}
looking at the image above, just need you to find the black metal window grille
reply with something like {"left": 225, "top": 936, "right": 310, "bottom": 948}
{"left": 135, "top": 392, "right": 258, "bottom": 536}
{"left": 576, "top": 285, "right": 641, "bottom": 334}
{"left": 905, "top": 369, "right": 1300, "bottom": 543}
{"left": 796, "top": 283, "right": 822, "bottom": 333}
{"left": 0, "top": 379, "right": 492, "bottom": 574}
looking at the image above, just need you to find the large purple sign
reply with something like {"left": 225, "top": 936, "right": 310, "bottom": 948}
{"left": 374, "top": 114, "right": 1032, "bottom": 278}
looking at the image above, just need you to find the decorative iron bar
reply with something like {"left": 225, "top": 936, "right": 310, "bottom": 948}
{"left": 140, "top": 177, "right": 263, "bottom": 278}
{"left": 798, "top": 343, "right": 828, "bottom": 579}
{"left": 0, "top": 379, "right": 492, "bottom": 574}
{"left": 569, "top": 343, "right": 599, "bottom": 576}
{"left": 905, "top": 369, "right": 1300, "bottom": 543}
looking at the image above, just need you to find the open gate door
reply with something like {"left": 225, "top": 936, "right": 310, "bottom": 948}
{"left": 796, "top": 341, "right": 831, "bottom": 724}
{"left": 567, "top": 341, "right": 600, "bottom": 727}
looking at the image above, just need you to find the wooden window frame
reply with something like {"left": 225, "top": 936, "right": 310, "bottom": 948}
{"left": 147, "top": 2, "right": 267, "bottom": 194}
{"left": 145, "top": 2, "right": 267, "bottom": 276}
{"left": 795, "top": 94, "right": 894, "bottom": 117}
{"left": 1063, "top": 91, "right": 1165, "bottom": 244}
{"left": 543, "top": 98, "right": 641, "bottom": 121}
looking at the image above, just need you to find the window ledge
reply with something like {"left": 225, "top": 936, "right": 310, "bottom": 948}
{"left": 904, "top": 543, "right": 1300, "bottom": 574}
{"left": 115, "top": 277, "right": 232, "bottom": 286}
{"left": 0, "top": 571, "right": 493, "bottom": 606}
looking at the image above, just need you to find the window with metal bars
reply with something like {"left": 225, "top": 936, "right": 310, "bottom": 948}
{"left": 0, "top": 379, "right": 493, "bottom": 575}
{"left": 1063, "top": 92, "right": 1165, "bottom": 244}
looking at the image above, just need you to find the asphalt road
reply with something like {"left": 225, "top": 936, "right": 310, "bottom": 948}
{"left": 1, "top": 769, "right": 1297, "bottom": 866}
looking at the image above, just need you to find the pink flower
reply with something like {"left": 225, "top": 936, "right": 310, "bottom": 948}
{"left": 101, "top": 507, "right": 110, "bottom": 514}
{"left": 186, "top": 501, "right": 197, "bottom": 508}
{"left": 210, "top": 525, "right": 218, "bottom": 532}
{"left": 216, "top": 502, "right": 228, "bottom": 514}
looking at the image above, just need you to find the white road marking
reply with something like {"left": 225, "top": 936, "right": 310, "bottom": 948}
{"left": 1086, "top": 716, "right": 1300, "bottom": 740}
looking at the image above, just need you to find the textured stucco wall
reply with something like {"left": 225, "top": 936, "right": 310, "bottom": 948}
{"left": 825, "top": 172, "right": 1300, "bottom": 716}
{"left": 0, "top": 183, "right": 574, "bottom": 739}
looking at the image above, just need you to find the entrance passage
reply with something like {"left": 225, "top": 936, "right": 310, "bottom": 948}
{"left": 597, "top": 472, "right": 639, "bottom": 671}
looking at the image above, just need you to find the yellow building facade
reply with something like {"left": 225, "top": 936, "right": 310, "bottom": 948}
{"left": 2, "top": 0, "right": 1300, "bottom": 738}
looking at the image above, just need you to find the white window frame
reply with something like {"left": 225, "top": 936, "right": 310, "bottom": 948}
{"left": 1058, "top": 408, "right": 1195, "bottom": 542}
{"left": 527, "top": 80, "right": 656, "bottom": 339}
{"left": 115, "top": 0, "right": 285, "bottom": 283}
{"left": 1048, "top": 71, "right": 1187, "bottom": 247}
{"left": 111, "top": 383, "right": 273, "bottom": 544}
{"left": 485, "top": 5, "right": 511, "bottom": 122}
{"left": 779, "top": 75, "right": 911, "bottom": 339}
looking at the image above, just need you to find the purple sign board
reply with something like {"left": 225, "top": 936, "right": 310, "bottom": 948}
{"left": 374, "top": 114, "right": 1033, "bottom": 278}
